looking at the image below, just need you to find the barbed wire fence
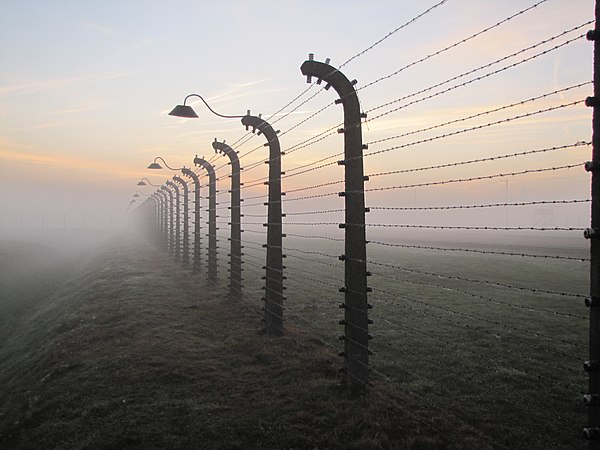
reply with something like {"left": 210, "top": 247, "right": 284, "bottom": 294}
{"left": 134, "top": 1, "right": 596, "bottom": 448}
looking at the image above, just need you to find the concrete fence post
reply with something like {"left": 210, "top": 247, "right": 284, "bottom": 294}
{"left": 194, "top": 156, "right": 218, "bottom": 284}
{"left": 584, "top": 3, "right": 600, "bottom": 445}
{"left": 241, "top": 113, "right": 284, "bottom": 336}
{"left": 160, "top": 186, "right": 175, "bottom": 256}
{"left": 173, "top": 175, "right": 190, "bottom": 266}
{"left": 301, "top": 54, "right": 370, "bottom": 391}
{"left": 166, "top": 180, "right": 181, "bottom": 262}
{"left": 212, "top": 139, "right": 243, "bottom": 301}
{"left": 182, "top": 168, "right": 202, "bottom": 272}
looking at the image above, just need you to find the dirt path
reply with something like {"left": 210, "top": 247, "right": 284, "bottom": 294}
{"left": 0, "top": 235, "right": 494, "bottom": 449}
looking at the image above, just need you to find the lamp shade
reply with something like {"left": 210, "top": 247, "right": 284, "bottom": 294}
{"left": 169, "top": 104, "right": 198, "bottom": 118}
{"left": 137, "top": 180, "right": 146, "bottom": 186}
{"left": 147, "top": 162, "right": 162, "bottom": 169}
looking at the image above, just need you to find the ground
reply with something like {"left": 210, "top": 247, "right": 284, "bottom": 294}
{"left": 0, "top": 233, "right": 495, "bottom": 449}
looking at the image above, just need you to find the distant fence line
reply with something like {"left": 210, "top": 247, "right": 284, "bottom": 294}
{"left": 132, "top": 2, "right": 599, "bottom": 448}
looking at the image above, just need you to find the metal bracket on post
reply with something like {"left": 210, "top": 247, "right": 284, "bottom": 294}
{"left": 182, "top": 168, "right": 202, "bottom": 273}
{"left": 241, "top": 113, "right": 284, "bottom": 336}
{"left": 213, "top": 139, "right": 243, "bottom": 301}
{"left": 301, "top": 54, "right": 370, "bottom": 391}
{"left": 194, "top": 156, "right": 218, "bottom": 284}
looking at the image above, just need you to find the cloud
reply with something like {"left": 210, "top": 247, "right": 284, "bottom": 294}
{"left": 0, "top": 136, "right": 34, "bottom": 150}
{"left": 186, "top": 79, "right": 293, "bottom": 110}
{"left": 553, "top": 58, "right": 565, "bottom": 99}
{"left": 10, "top": 122, "right": 65, "bottom": 130}
{"left": 134, "top": 145, "right": 174, "bottom": 155}
{"left": 0, "top": 71, "right": 137, "bottom": 97}
{"left": 80, "top": 21, "right": 116, "bottom": 36}
{"left": 53, "top": 102, "right": 108, "bottom": 115}
{"left": 0, "top": 149, "right": 146, "bottom": 180}
{"left": 103, "top": 38, "right": 155, "bottom": 62}
{"left": 208, "top": 79, "right": 272, "bottom": 103}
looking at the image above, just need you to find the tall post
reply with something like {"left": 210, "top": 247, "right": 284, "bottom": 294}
{"left": 156, "top": 190, "right": 168, "bottom": 251}
{"left": 241, "top": 113, "right": 284, "bottom": 336}
{"left": 212, "top": 139, "right": 243, "bottom": 301}
{"left": 182, "top": 168, "right": 202, "bottom": 272}
{"left": 160, "top": 186, "right": 175, "bottom": 256}
{"left": 162, "top": 190, "right": 169, "bottom": 251}
{"left": 194, "top": 157, "right": 218, "bottom": 284}
{"left": 301, "top": 55, "right": 370, "bottom": 390}
{"left": 585, "top": 5, "right": 600, "bottom": 445}
{"left": 154, "top": 192, "right": 161, "bottom": 244}
{"left": 155, "top": 194, "right": 161, "bottom": 244}
{"left": 174, "top": 175, "right": 190, "bottom": 266}
{"left": 166, "top": 181, "right": 181, "bottom": 261}
{"left": 162, "top": 190, "right": 170, "bottom": 251}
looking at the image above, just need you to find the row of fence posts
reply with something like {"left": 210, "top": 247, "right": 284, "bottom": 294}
{"left": 133, "top": 55, "right": 371, "bottom": 391}
{"left": 130, "top": 10, "right": 600, "bottom": 443}
{"left": 134, "top": 30, "right": 600, "bottom": 446}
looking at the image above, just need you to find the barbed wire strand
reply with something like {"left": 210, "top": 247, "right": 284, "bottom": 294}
{"left": 368, "top": 260, "right": 585, "bottom": 298}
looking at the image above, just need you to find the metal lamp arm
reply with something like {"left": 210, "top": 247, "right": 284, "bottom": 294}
{"left": 141, "top": 177, "right": 162, "bottom": 187}
{"left": 154, "top": 156, "right": 183, "bottom": 171}
{"left": 183, "top": 94, "right": 245, "bottom": 119}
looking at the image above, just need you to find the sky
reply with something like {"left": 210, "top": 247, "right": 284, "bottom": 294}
{"left": 0, "top": 0, "right": 594, "bottom": 231}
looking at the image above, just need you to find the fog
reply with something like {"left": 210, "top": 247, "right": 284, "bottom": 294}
{"left": 0, "top": 228, "right": 124, "bottom": 341}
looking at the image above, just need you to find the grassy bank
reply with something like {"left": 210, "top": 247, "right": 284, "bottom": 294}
{"left": 241, "top": 233, "right": 588, "bottom": 449}
{"left": 0, "top": 234, "right": 493, "bottom": 449}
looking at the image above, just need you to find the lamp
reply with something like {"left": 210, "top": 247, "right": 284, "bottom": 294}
{"left": 169, "top": 94, "right": 246, "bottom": 120}
{"left": 170, "top": 91, "right": 284, "bottom": 335}
{"left": 147, "top": 156, "right": 184, "bottom": 171}
{"left": 137, "top": 178, "right": 162, "bottom": 187}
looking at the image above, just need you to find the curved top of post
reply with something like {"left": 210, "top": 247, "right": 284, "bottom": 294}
{"left": 160, "top": 185, "right": 173, "bottom": 197}
{"left": 240, "top": 114, "right": 281, "bottom": 166}
{"left": 212, "top": 138, "right": 237, "bottom": 158}
{"left": 193, "top": 155, "right": 216, "bottom": 178}
{"left": 181, "top": 167, "right": 200, "bottom": 183}
{"left": 300, "top": 54, "right": 359, "bottom": 106}
{"left": 172, "top": 175, "right": 188, "bottom": 187}
{"left": 212, "top": 138, "right": 240, "bottom": 170}
{"left": 165, "top": 180, "right": 180, "bottom": 193}
{"left": 240, "top": 112, "right": 280, "bottom": 144}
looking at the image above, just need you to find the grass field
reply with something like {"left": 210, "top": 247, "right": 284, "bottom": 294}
{"left": 241, "top": 230, "right": 589, "bottom": 449}
{"left": 0, "top": 230, "right": 500, "bottom": 449}
{"left": 0, "top": 229, "right": 589, "bottom": 449}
